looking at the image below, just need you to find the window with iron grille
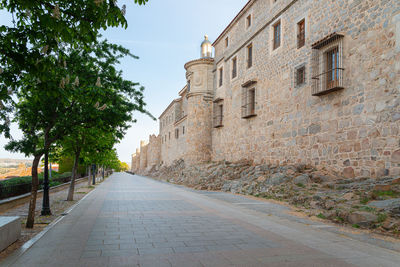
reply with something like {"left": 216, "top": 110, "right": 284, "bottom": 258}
{"left": 241, "top": 87, "right": 256, "bottom": 118}
{"left": 247, "top": 44, "right": 253, "bottom": 68}
{"left": 219, "top": 67, "right": 223, "bottom": 87}
{"left": 273, "top": 20, "right": 281, "bottom": 50}
{"left": 213, "top": 100, "right": 224, "bottom": 128}
{"left": 232, "top": 57, "right": 237, "bottom": 79}
{"left": 311, "top": 33, "right": 344, "bottom": 96}
{"left": 297, "top": 19, "right": 305, "bottom": 48}
{"left": 175, "top": 128, "right": 179, "bottom": 139}
{"left": 295, "top": 65, "right": 306, "bottom": 87}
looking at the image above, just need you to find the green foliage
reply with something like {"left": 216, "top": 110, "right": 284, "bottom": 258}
{"left": 377, "top": 213, "right": 388, "bottom": 223}
{"left": 119, "top": 162, "right": 129, "bottom": 172}
{"left": 352, "top": 224, "right": 360, "bottom": 228}
{"left": 58, "top": 156, "right": 86, "bottom": 175}
{"left": 296, "top": 183, "right": 305, "bottom": 188}
{"left": 360, "top": 197, "right": 370, "bottom": 205}
{"left": 358, "top": 206, "right": 376, "bottom": 213}
{"left": 316, "top": 213, "right": 326, "bottom": 219}
{"left": 372, "top": 190, "right": 399, "bottom": 198}
{"left": 0, "top": 171, "right": 72, "bottom": 187}
{"left": 0, "top": 0, "right": 149, "bottom": 137}
{"left": 335, "top": 216, "right": 345, "bottom": 223}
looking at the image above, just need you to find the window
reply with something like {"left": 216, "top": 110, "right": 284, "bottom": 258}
{"left": 213, "top": 100, "right": 224, "bottom": 128}
{"left": 182, "top": 126, "right": 185, "bottom": 135}
{"left": 295, "top": 65, "right": 306, "bottom": 86}
{"left": 168, "top": 132, "right": 170, "bottom": 140}
{"left": 311, "top": 33, "right": 344, "bottom": 96}
{"left": 187, "top": 80, "right": 191, "bottom": 92}
{"left": 241, "top": 87, "right": 256, "bottom": 118}
{"left": 273, "top": 20, "right": 281, "bottom": 50}
{"left": 246, "top": 15, "right": 252, "bottom": 29}
{"left": 326, "top": 47, "right": 340, "bottom": 90}
{"left": 247, "top": 44, "right": 253, "bottom": 68}
{"left": 164, "top": 135, "right": 166, "bottom": 142}
{"left": 175, "top": 128, "right": 179, "bottom": 139}
{"left": 225, "top": 37, "right": 229, "bottom": 48}
{"left": 219, "top": 67, "right": 223, "bottom": 87}
{"left": 232, "top": 57, "right": 237, "bottom": 79}
{"left": 297, "top": 19, "right": 305, "bottom": 48}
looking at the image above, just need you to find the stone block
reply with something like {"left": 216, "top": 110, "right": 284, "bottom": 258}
{"left": 0, "top": 216, "right": 21, "bottom": 252}
{"left": 348, "top": 211, "right": 378, "bottom": 227}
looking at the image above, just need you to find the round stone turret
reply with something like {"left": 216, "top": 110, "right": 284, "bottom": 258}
{"left": 183, "top": 36, "right": 215, "bottom": 165}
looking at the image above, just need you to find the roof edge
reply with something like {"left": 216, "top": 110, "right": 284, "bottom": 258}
{"left": 212, "top": 0, "right": 255, "bottom": 46}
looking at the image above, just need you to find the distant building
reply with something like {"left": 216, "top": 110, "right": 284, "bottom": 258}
{"left": 132, "top": 0, "right": 400, "bottom": 178}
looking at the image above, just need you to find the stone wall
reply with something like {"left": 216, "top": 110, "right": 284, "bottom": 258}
{"left": 159, "top": 91, "right": 188, "bottom": 166}
{"left": 133, "top": 0, "right": 400, "bottom": 179}
{"left": 212, "top": 0, "right": 400, "bottom": 178}
{"left": 147, "top": 134, "right": 161, "bottom": 169}
{"left": 139, "top": 141, "right": 148, "bottom": 171}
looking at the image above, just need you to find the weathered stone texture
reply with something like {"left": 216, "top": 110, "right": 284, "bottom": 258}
{"left": 134, "top": 0, "right": 400, "bottom": 178}
{"left": 212, "top": 0, "right": 400, "bottom": 178}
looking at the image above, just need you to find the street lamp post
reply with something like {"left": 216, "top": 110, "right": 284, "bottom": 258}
{"left": 41, "top": 150, "right": 51, "bottom": 215}
{"left": 92, "top": 164, "right": 96, "bottom": 185}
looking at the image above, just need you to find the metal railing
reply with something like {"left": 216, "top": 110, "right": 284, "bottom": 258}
{"left": 311, "top": 67, "right": 344, "bottom": 96}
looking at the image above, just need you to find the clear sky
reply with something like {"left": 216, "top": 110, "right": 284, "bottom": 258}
{"left": 0, "top": 0, "right": 246, "bottom": 164}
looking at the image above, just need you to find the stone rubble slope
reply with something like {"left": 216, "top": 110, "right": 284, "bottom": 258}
{"left": 141, "top": 159, "right": 400, "bottom": 238}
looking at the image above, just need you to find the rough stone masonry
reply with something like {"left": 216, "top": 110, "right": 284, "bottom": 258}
{"left": 132, "top": 0, "right": 400, "bottom": 179}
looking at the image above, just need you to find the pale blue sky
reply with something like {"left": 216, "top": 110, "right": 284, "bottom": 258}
{"left": 0, "top": 0, "right": 246, "bottom": 163}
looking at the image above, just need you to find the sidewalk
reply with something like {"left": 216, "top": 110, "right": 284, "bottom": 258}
{"left": 4, "top": 172, "right": 400, "bottom": 266}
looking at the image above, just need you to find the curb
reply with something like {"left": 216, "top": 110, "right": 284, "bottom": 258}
{"left": 1, "top": 186, "right": 97, "bottom": 267}
{"left": 0, "top": 177, "right": 89, "bottom": 213}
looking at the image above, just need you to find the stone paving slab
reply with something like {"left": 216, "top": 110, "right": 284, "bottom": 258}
{"left": 4, "top": 173, "right": 400, "bottom": 266}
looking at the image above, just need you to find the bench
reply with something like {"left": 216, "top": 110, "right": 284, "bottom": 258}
{"left": 0, "top": 216, "right": 20, "bottom": 252}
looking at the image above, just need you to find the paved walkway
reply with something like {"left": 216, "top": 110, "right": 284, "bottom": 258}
{"left": 6, "top": 173, "right": 400, "bottom": 266}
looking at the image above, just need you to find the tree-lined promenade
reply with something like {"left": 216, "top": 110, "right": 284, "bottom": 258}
{"left": 0, "top": 0, "right": 152, "bottom": 228}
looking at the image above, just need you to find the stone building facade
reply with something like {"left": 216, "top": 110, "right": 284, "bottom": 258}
{"left": 132, "top": 0, "right": 400, "bottom": 179}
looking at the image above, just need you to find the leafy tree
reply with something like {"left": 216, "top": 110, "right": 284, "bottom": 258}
{"left": 119, "top": 161, "right": 129, "bottom": 172}
{"left": 5, "top": 37, "right": 150, "bottom": 227}
{"left": 0, "top": 0, "right": 148, "bottom": 136}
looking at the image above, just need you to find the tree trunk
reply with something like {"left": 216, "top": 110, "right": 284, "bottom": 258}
{"left": 67, "top": 149, "right": 81, "bottom": 201}
{"left": 26, "top": 154, "right": 42, "bottom": 228}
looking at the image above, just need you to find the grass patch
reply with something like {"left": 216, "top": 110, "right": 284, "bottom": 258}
{"left": 296, "top": 183, "right": 305, "bottom": 188}
{"left": 373, "top": 190, "right": 399, "bottom": 198}
{"left": 360, "top": 197, "right": 369, "bottom": 205}
{"left": 316, "top": 213, "right": 327, "bottom": 219}
{"left": 377, "top": 213, "right": 388, "bottom": 223}
{"left": 76, "top": 192, "right": 87, "bottom": 194}
{"left": 335, "top": 216, "right": 345, "bottom": 223}
{"left": 352, "top": 224, "right": 360, "bottom": 229}
{"left": 358, "top": 206, "right": 376, "bottom": 212}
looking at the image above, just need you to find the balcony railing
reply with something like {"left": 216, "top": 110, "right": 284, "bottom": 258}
{"left": 241, "top": 102, "right": 256, "bottom": 118}
{"left": 311, "top": 67, "right": 344, "bottom": 96}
